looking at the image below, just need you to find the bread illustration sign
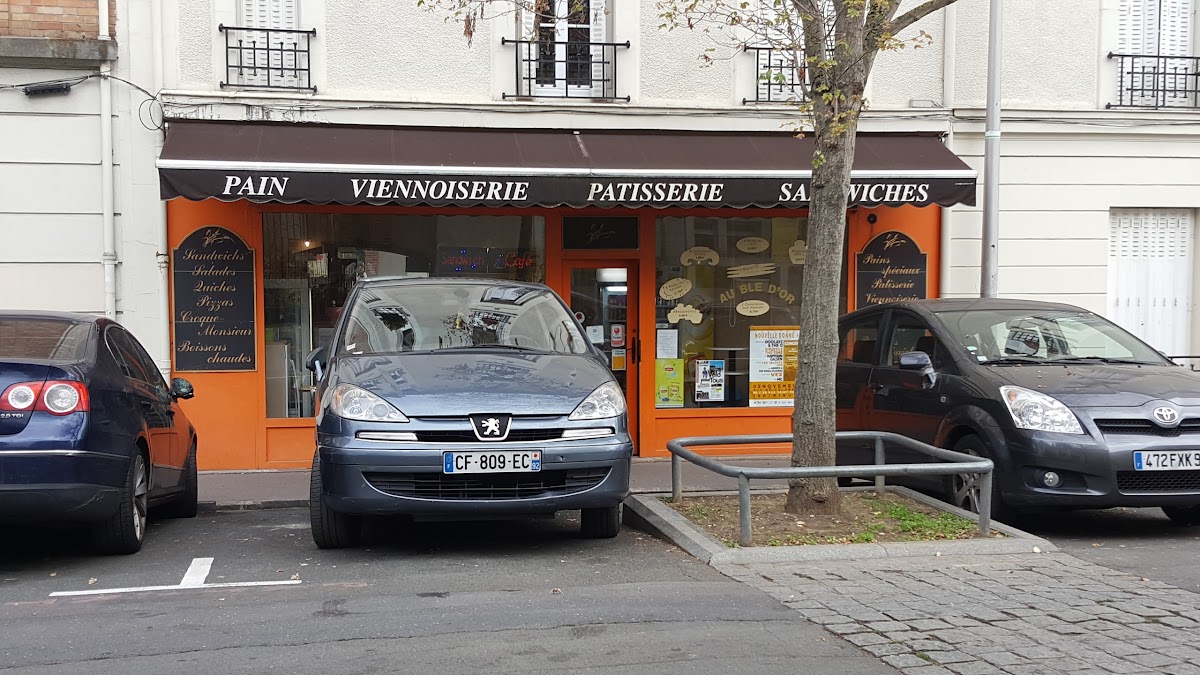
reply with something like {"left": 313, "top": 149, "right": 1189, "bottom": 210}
{"left": 667, "top": 303, "right": 704, "bottom": 325}
{"left": 680, "top": 246, "right": 720, "bottom": 266}
{"left": 659, "top": 277, "right": 693, "bottom": 301}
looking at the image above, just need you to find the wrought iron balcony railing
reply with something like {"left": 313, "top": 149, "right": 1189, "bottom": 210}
{"left": 1107, "top": 52, "right": 1199, "bottom": 110}
{"left": 219, "top": 24, "right": 317, "bottom": 92}
{"left": 501, "top": 38, "right": 630, "bottom": 101}
{"left": 743, "top": 46, "right": 808, "bottom": 105}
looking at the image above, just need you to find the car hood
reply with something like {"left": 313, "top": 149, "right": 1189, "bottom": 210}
{"left": 981, "top": 363, "right": 1200, "bottom": 408}
{"left": 327, "top": 351, "right": 614, "bottom": 417}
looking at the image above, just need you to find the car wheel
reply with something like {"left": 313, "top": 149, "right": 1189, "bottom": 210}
{"left": 159, "top": 441, "right": 198, "bottom": 519}
{"left": 91, "top": 451, "right": 149, "bottom": 555}
{"left": 1162, "top": 505, "right": 1200, "bottom": 526}
{"left": 309, "top": 452, "right": 361, "bottom": 549}
{"left": 580, "top": 505, "right": 621, "bottom": 539}
{"left": 947, "top": 435, "right": 1014, "bottom": 523}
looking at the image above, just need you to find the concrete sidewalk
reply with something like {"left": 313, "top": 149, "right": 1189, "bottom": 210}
{"left": 197, "top": 455, "right": 793, "bottom": 509}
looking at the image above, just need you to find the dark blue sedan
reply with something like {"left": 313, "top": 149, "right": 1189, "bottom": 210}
{"left": 0, "top": 311, "right": 198, "bottom": 554}
{"left": 305, "top": 278, "right": 633, "bottom": 548}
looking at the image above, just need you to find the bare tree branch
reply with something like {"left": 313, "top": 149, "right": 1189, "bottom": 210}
{"left": 891, "top": 0, "right": 957, "bottom": 35}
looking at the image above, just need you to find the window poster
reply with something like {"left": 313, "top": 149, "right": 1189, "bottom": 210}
{"left": 749, "top": 326, "right": 799, "bottom": 407}
{"left": 694, "top": 359, "right": 726, "bottom": 402}
{"left": 655, "top": 358, "right": 685, "bottom": 408}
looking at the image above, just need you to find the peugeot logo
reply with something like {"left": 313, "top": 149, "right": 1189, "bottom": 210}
{"left": 1152, "top": 406, "right": 1181, "bottom": 427}
{"left": 470, "top": 413, "right": 512, "bottom": 441}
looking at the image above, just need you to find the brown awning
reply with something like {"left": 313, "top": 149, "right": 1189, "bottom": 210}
{"left": 157, "top": 121, "right": 977, "bottom": 209}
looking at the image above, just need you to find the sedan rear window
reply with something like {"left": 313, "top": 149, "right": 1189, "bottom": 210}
{"left": 0, "top": 318, "right": 92, "bottom": 361}
{"left": 340, "top": 283, "right": 588, "bottom": 355}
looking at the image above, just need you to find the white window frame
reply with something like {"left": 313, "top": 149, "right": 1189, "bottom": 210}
{"left": 520, "top": 0, "right": 609, "bottom": 98}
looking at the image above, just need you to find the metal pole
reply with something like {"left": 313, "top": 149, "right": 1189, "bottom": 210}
{"left": 980, "top": 0, "right": 1003, "bottom": 298}
{"left": 874, "top": 437, "right": 886, "bottom": 494}
{"left": 671, "top": 454, "right": 682, "bottom": 503}
{"left": 738, "top": 473, "right": 752, "bottom": 547}
{"left": 978, "top": 471, "right": 993, "bottom": 537}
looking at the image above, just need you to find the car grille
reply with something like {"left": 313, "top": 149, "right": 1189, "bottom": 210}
{"left": 1116, "top": 470, "right": 1200, "bottom": 493}
{"left": 413, "top": 429, "right": 564, "bottom": 443}
{"left": 363, "top": 468, "right": 610, "bottom": 500}
{"left": 1095, "top": 418, "right": 1200, "bottom": 438}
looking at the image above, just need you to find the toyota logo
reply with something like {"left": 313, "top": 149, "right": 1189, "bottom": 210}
{"left": 1152, "top": 406, "right": 1181, "bottom": 427}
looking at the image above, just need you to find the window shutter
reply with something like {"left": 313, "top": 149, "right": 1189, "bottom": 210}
{"left": 589, "top": 0, "right": 608, "bottom": 97}
{"left": 1159, "top": 0, "right": 1194, "bottom": 56}
{"left": 1108, "top": 208, "right": 1196, "bottom": 355}
{"left": 518, "top": 3, "right": 537, "bottom": 95}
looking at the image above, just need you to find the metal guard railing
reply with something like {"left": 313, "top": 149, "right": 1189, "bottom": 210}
{"left": 667, "top": 431, "right": 995, "bottom": 547}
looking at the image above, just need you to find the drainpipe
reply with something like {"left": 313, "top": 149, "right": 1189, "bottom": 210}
{"left": 150, "top": 0, "right": 171, "bottom": 374}
{"left": 939, "top": 3, "right": 956, "bottom": 298}
{"left": 99, "top": 0, "right": 117, "bottom": 320}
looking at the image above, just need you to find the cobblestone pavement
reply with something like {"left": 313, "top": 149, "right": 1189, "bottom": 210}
{"left": 717, "top": 552, "right": 1200, "bottom": 675}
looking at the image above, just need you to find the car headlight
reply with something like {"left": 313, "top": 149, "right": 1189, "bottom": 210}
{"left": 1000, "top": 386, "right": 1082, "bottom": 434}
{"left": 569, "top": 382, "right": 626, "bottom": 421}
{"left": 328, "top": 383, "right": 408, "bottom": 422}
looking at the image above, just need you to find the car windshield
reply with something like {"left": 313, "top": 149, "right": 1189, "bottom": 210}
{"left": 934, "top": 309, "right": 1169, "bottom": 365}
{"left": 339, "top": 283, "right": 588, "bottom": 356}
{"left": 0, "top": 318, "right": 91, "bottom": 361}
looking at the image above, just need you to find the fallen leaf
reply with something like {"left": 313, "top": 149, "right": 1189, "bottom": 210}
{"left": 87, "top": 578, "right": 97, "bottom": 585}
{"left": 551, "top": 588, "right": 563, "bottom": 594}
{"left": 1092, "top": 543, "right": 1102, "bottom": 547}
{"left": 1033, "top": 546, "right": 1042, "bottom": 554}
{"left": 290, "top": 573, "right": 301, "bottom": 581}
{"left": 49, "top": 573, "right": 57, "bottom": 577}
{"left": 1141, "top": 577, "right": 1150, "bottom": 582}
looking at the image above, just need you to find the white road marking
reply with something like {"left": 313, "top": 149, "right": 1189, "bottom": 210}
{"left": 180, "top": 557, "right": 213, "bottom": 587}
{"left": 49, "top": 557, "right": 302, "bottom": 598}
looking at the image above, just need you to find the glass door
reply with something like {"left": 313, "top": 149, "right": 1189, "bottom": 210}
{"left": 565, "top": 263, "right": 639, "bottom": 449}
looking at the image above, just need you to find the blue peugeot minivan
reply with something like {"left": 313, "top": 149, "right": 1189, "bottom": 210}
{"left": 304, "top": 278, "right": 633, "bottom": 548}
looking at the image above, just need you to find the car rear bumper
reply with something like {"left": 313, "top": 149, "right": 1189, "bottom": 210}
{"left": 0, "top": 449, "right": 127, "bottom": 522}
{"left": 317, "top": 440, "right": 633, "bottom": 517}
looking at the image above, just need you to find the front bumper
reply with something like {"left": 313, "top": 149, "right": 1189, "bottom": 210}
{"left": 997, "top": 425, "right": 1200, "bottom": 509}
{"left": 317, "top": 437, "right": 633, "bottom": 517}
{"left": 0, "top": 449, "right": 128, "bottom": 522}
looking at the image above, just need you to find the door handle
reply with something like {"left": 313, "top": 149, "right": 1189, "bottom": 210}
{"left": 870, "top": 383, "right": 884, "bottom": 392}
{"left": 629, "top": 336, "right": 639, "bottom": 364}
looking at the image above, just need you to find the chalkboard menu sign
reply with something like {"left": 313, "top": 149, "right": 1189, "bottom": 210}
{"left": 172, "top": 226, "right": 256, "bottom": 371}
{"left": 855, "top": 231, "right": 928, "bottom": 308}
{"left": 562, "top": 217, "right": 640, "bottom": 249}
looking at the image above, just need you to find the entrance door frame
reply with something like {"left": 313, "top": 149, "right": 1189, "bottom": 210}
{"left": 560, "top": 258, "right": 641, "bottom": 453}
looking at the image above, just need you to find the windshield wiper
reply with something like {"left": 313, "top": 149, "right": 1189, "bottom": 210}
{"left": 978, "top": 356, "right": 1045, "bottom": 366}
{"left": 1048, "top": 356, "right": 1156, "bottom": 365}
{"left": 433, "top": 344, "right": 545, "bottom": 353}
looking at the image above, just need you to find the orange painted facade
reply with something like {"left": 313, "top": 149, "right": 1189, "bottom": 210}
{"left": 167, "top": 199, "right": 941, "bottom": 470}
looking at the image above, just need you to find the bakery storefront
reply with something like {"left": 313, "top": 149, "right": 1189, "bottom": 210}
{"left": 157, "top": 121, "right": 976, "bottom": 470}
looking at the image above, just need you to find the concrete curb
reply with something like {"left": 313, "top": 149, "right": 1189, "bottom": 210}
{"left": 198, "top": 499, "right": 308, "bottom": 513}
{"left": 623, "top": 486, "right": 1057, "bottom": 565}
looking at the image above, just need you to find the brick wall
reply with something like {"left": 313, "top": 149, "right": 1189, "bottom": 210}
{"left": 0, "top": 0, "right": 117, "bottom": 40}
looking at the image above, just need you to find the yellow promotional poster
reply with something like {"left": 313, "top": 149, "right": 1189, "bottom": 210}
{"left": 655, "top": 358, "right": 685, "bottom": 408}
{"left": 749, "top": 326, "right": 800, "bottom": 407}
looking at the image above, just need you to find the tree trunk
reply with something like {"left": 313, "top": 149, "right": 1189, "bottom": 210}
{"left": 785, "top": 122, "right": 860, "bottom": 516}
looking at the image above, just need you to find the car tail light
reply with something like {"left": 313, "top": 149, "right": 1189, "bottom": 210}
{"left": 0, "top": 381, "right": 89, "bottom": 415}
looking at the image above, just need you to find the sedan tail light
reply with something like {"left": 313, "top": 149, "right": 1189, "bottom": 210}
{"left": 0, "top": 381, "right": 89, "bottom": 415}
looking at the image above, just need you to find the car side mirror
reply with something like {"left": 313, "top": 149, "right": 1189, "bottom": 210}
{"left": 306, "top": 346, "right": 328, "bottom": 381}
{"left": 171, "top": 377, "right": 195, "bottom": 400}
{"left": 899, "top": 351, "right": 937, "bottom": 389}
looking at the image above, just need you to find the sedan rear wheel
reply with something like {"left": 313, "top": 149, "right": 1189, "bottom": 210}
{"left": 1163, "top": 505, "right": 1200, "bottom": 526}
{"left": 309, "top": 452, "right": 362, "bottom": 549}
{"left": 91, "top": 451, "right": 148, "bottom": 555}
{"left": 580, "top": 505, "right": 621, "bottom": 539}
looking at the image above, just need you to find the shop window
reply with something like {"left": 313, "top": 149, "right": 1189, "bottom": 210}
{"left": 261, "top": 213, "right": 545, "bottom": 418}
{"left": 655, "top": 216, "right": 840, "bottom": 409}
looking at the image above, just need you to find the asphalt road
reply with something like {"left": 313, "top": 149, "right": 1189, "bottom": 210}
{"left": 0, "top": 509, "right": 894, "bottom": 675}
{"left": 1018, "top": 506, "right": 1200, "bottom": 593}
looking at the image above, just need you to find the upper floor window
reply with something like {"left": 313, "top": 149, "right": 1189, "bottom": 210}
{"left": 742, "top": 0, "right": 832, "bottom": 105}
{"left": 220, "top": 0, "right": 316, "bottom": 92}
{"left": 1109, "top": 0, "right": 1197, "bottom": 108}
{"left": 503, "top": 0, "right": 628, "bottom": 101}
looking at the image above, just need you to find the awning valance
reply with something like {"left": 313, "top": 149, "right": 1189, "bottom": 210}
{"left": 157, "top": 122, "right": 977, "bottom": 209}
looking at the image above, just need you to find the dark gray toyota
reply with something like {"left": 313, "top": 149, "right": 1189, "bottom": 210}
{"left": 305, "top": 278, "right": 632, "bottom": 548}
{"left": 837, "top": 298, "right": 1200, "bottom": 524}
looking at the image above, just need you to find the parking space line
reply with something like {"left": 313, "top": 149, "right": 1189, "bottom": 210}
{"left": 49, "top": 557, "right": 302, "bottom": 598}
{"left": 180, "top": 557, "right": 214, "bottom": 587}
